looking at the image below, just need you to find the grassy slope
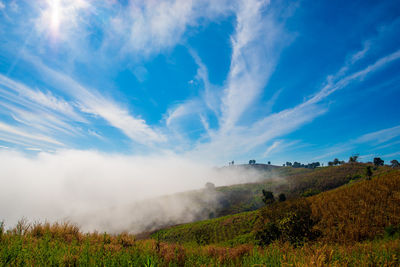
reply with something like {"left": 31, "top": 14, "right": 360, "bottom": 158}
{"left": 2, "top": 164, "right": 400, "bottom": 266}
{"left": 154, "top": 211, "right": 258, "bottom": 246}
{"left": 153, "top": 165, "right": 400, "bottom": 246}
{"left": 212, "top": 163, "right": 369, "bottom": 217}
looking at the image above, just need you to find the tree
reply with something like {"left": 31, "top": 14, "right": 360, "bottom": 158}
{"left": 349, "top": 154, "right": 359, "bottom": 163}
{"left": 328, "top": 161, "right": 334, "bottom": 166}
{"left": 293, "top": 162, "right": 301, "bottom": 168}
{"left": 365, "top": 166, "right": 373, "bottom": 180}
{"left": 333, "top": 158, "right": 340, "bottom": 165}
{"left": 278, "top": 193, "right": 286, "bottom": 202}
{"left": 268, "top": 161, "right": 271, "bottom": 165}
{"left": 286, "top": 162, "right": 292, "bottom": 167}
{"left": 249, "top": 159, "right": 256, "bottom": 165}
{"left": 390, "top": 159, "right": 400, "bottom": 168}
{"left": 373, "top": 157, "right": 384, "bottom": 167}
{"left": 306, "top": 162, "right": 320, "bottom": 169}
{"left": 262, "top": 190, "right": 275, "bottom": 205}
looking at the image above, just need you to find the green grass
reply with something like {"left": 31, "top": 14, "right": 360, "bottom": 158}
{"left": 209, "top": 163, "right": 376, "bottom": 218}
{"left": 2, "top": 163, "right": 399, "bottom": 266}
{"left": 1, "top": 227, "right": 399, "bottom": 266}
{"left": 153, "top": 166, "right": 400, "bottom": 247}
{"left": 152, "top": 210, "right": 259, "bottom": 246}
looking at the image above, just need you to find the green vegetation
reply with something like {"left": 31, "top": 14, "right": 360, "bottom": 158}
{"left": 1, "top": 162, "right": 400, "bottom": 266}
{"left": 1, "top": 222, "right": 399, "bottom": 266}
{"left": 153, "top": 167, "right": 400, "bottom": 246}
{"left": 153, "top": 211, "right": 258, "bottom": 246}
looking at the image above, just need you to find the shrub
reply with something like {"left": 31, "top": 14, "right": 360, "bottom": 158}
{"left": 301, "top": 189, "right": 321, "bottom": 197}
{"left": 278, "top": 193, "right": 286, "bottom": 202}
{"left": 384, "top": 224, "right": 400, "bottom": 238}
{"left": 255, "top": 222, "right": 281, "bottom": 245}
{"left": 262, "top": 190, "right": 275, "bottom": 205}
{"left": 365, "top": 166, "right": 373, "bottom": 180}
{"left": 255, "top": 199, "right": 319, "bottom": 246}
{"left": 0, "top": 221, "right": 4, "bottom": 241}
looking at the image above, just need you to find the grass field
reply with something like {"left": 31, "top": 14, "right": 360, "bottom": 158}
{"left": 1, "top": 163, "right": 399, "bottom": 266}
{"left": 1, "top": 221, "right": 399, "bottom": 266}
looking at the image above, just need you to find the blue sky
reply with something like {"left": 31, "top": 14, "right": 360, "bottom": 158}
{"left": 0, "top": 0, "right": 400, "bottom": 165}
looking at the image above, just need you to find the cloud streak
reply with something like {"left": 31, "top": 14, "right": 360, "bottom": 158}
{"left": 24, "top": 55, "right": 166, "bottom": 145}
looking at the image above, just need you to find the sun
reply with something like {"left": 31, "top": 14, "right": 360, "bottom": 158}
{"left": 37, "top": 0, "right": 90, "bottom": 41}
{"left": 49, "top": 0, "right": 61, "bottom": 34}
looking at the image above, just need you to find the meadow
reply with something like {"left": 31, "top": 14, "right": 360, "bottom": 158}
{"left": 1, "top": 163, "right": 400, "bottom": 266}
{"left": 1, "top": 223, "right": 399, "bottom": 266}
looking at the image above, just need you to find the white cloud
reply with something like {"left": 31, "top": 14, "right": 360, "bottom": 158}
{"left": 309, "top": 49, "right": 400, "bottom": 105}
{"left": 189, "top": 49, "right": 221, "bottom": 116}
{"left": 356, "top": 125, "right": 400, "bottom": 145}
{"left": 165, "top": 100, "right": 202, "bottom": 127}
{"left": 375, "top": 140, "right": 400, "bottom": 150}
{"left": 350, "top": 41, "right": 371, "bottom": 64}
{"left": 221, "top": 0, "right": 277, "bottom": 132}
{"left": 107, "top": 0, "right": 232, "bottom": 57}
{"left": 0, "top": 74, "right": 84, "bottom": 121}
{"left": 0, "top": 1, "right": 5, "bottom": 10}
{"left": 0, "top": 121, "right": 63, "bottom": 146}
{"left": 191, "top": 27, "right": 400, "bottom": 162}
{"left": 381, "top": 151, "right": 400, "bottom": 159}
{"left": 26, "top": 55, "right": 166, "bottom": 145}
{"left": 34, "top": 0, "right": 91, "bottom": 42}
{"left": 263, "top": 140, "right": 282, "bottom": 157}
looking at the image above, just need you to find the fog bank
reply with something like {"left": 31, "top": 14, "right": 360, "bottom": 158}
{"left": 0, "top": 150, "right": 269, "bottom": 233}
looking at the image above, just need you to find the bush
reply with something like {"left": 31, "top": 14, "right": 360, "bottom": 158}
{"left": 262, "top": 190, "right": 275, "bottom": 205}
{"left": 0, "top": 221, "right": 4, "bottom": 241}
{"left": 255, "top": 222, "right": 281, "bottom": 245}
{"left": 278, "top": 193, "right": 286, "bottom": 202}
{"left": 301, "top": 189, "right": 320, "bottom": 197}
{"left": 384, "top": 225, "right": 400, "bottom": 239}
{"left": 255, "top": 199, "right": 320, "bottom": 246}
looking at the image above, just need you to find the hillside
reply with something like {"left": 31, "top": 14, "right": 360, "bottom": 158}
{"left": 2, "top": 164, "right": 400, "bottom": 266}
{"left": 128, "top": 163, "right": 388, "bottom": 236}
{"left": 152, "top": 166, "right": 400, "bottom": 246}
{"left": 94, "top": 163, "right": 373, "bottom": 235}
{"left": 211, "top": 163, "right": 380, "bottom": 217}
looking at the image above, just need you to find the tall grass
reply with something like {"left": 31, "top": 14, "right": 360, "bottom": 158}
{"left": 1, "top": 221, "right": 399, "bottom": 266}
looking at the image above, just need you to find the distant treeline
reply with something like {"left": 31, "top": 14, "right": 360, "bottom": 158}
{"left": 284, "top": 161, "right": 320, "bottom": 169}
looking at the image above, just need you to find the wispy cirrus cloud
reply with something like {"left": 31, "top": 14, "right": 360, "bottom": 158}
{"left": 0, "top": 73, "right": 85, "bottom": 149}
{"left": 307, "top": 124, "right": 400, "bottom": 163}
{"left": 107, "top": 0, "right": 233, "bottom": 57}
{"left": 0, "top": 74, "right": 84, "bottom": 122}
{"left": 220, "top": 0, "right": 286, "bottom": 132}
{"left": 27, "top": 55, "right": 166, "bottom": 145}
{"left": 356, "top": 125, "right": 400, "bottom": 145}
{"left": 1, "top": 0, "right": 399, "bottom": 160}
{"left": 0, "top": 121, "right": 63, "bottom": 147}
{"left": 188, "top": 10, "right": 400, "bottom": 161}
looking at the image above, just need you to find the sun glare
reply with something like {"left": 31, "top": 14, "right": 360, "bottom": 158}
{"left": 38, "top": 0, "right": 89, "bottom": 41}
{"left": 49, "top": 0, "right": 61, "bottom": 34}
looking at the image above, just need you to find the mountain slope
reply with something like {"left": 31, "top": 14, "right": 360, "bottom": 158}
{"left": 153, "top": 167, "right": 400, "bottom": 245}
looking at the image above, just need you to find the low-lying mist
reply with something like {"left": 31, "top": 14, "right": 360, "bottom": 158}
{"left": 0, "top": 150, "right": 273, "bottom": 233}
